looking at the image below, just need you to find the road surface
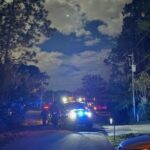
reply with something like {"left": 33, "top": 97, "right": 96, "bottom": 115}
{"left": 0, "top": 110, "right": 115, "bottom": 150}
{"left": 0, "top": 128, "right": 115, "bottom": 150}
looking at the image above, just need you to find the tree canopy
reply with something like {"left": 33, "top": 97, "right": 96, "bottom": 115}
{"left": 108, "top": 0, "right": 150, "bottom": 74}
{"left": 81, "top": 74, "right": 107, "bottom": 100}
{"left": 105, "top": 0, "right": 150, "bottom": 122}
{"left": 0, "top": 0, "right": 55, "bottom": 63}
{"left": 0, "top": 0, "right": 54, "bottom": 103}
{"left": 0, "top": 63, "right": 49, "bottom": 103}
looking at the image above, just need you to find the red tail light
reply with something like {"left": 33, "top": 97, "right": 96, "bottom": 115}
{"left": 43, "top": 105, "right": 49, "bottom": 109}
{"left": 93, "top": 105, "right": 108, "bottom": 110}
{"left": 93, "top": 106, "right": 97, "bottom": 111}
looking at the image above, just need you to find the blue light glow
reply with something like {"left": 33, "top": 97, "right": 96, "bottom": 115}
{"left": 78, "top": 110, "right": 84, "bottom": 117}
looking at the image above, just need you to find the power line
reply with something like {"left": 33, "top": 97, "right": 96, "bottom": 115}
{"left": 134, "top": 31, "right": 150, "bottom": 51}
{"left": 132, "top": 31, "right": 150, "bottom": 58}
{"left": 136, "top": 53, "right": 150, "bottom": 66}
{"left": 127, "top": 31, "right": 150, "bottom": 74}
{"left": 109, "top": 29, "right": 150, "bottom": 64}
{"left": 135, "top": 66, "right": 150, "bottom": 77}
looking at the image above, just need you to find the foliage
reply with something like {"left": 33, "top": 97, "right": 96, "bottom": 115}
{"left": 135, "top": 72, "right": 150, "bottom": 102}
{"left": 80, "top": 74, "right": 131, "bottom": 123}
{"left": 108, "top": 0, "right": 150, "bottom": 73}
{"left": 135, "top": 72, "right": 150, "bottom": 120}
{"left": 104, "top": 0, "right": 150, "bottom": 123}
{"left": 0, "top": 0, "right": 54, "bottom": 103}
{"left": 0, "top": 0, "right": 55, "bottom": 63}
{"left": 106, "top": 0, "right": 150, "bottom": 114}
{"left": 42, "top": 90, "right": 54, "bottom": 103}
{"left": 82, "top": 74, "right": 107, "bottom": 100}
{"left": 137, "top": 102, "right": 150, "bottom": 120}
{"left": 0, "top": 63, "right": 49, "bottom": 103}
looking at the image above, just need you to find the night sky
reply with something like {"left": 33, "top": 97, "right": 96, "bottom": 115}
{"left": 39, "top": 21, "right": 115, "bottom": 55}
{"left": 30, "top": 0, "right": 132, "bottom": 91}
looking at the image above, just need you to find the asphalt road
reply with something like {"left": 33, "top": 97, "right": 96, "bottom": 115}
{"left": 0, "top": 128, "right": 115, "bottom": 150}
{"left": 0, "top": 110, "right": 115, "bottom": 150}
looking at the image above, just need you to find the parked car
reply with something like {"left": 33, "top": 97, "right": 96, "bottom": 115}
{"left": 118, "top": 135, "right": 150, "bottom": 150}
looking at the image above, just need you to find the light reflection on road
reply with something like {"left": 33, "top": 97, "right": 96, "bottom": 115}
{"left": 0, "top": 128, "right": 115, "bottom": 150}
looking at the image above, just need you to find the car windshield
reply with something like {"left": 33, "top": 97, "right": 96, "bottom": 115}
{"left": 0, "top": 0, "right": 149, "bottom": 150}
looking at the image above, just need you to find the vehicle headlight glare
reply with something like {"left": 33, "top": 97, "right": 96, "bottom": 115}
{"left": 87, "top": 112, "right": 92, "bottom": 118}
{"left": 62, "top": 97, "right": 68, "bottom": 103}
{"left": 68, "top": 111, "right": 76, "bottom": 120}
{"left": 78, "top": 110, "right": 84, "bottom": 117}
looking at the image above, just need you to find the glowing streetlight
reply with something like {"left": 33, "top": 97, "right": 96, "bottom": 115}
{"left": 78, "top": 97, "right": 82, "bottom": 102}
{"left": 62, "top": 97, "right": 68, "bottom": 103}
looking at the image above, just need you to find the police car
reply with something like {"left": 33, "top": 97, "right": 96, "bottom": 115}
{"left": 59, "top": 97, "right": 93, "bottom": 129}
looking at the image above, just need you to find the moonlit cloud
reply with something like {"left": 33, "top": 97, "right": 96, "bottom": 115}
{"left": 29, "top": 47, "right": 111, "bottom": 91}
{"left": 45, "top": 0, "right": 89, "bottom": 36}
{"left": 77, "top": 0, "right": 132, "bottom": 36}
{"left": 84, "top": 38, "right": 101, "bottom": 46}
{"left": 45, "top": 0, "right": 132, "bottom": 37}
{"left": 5, "top": 0, "right": 13, "bottom": 4}
{"left": 28, "top": 47, "right": 64, "bottom": 72}
{"left": 24, "top": 0, "right": 133, "bottom": 90}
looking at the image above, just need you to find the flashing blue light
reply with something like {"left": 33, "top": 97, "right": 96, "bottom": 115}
{"left": 85, "top": 111, "right": 88, "bottom": 115}
{"left": 78, "top": 110, "right": 84, "bottom": 117}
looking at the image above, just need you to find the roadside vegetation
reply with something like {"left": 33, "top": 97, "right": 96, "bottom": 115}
{"left": 76, "top": 0, "right": 150, "bottom": 124}
{"left": 0, "top": 0, "right": 54, "bottom": 127}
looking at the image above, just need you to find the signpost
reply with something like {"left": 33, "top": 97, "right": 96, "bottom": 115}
{"left": 109, "top": 117, "right": 116, "bottom": 141}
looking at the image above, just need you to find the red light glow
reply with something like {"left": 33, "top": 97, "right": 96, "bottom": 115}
{"left": 94, "top": 105, "right": 108, "bottom": 110}
{"left": 93, "top": 106, "right": 97, "bottom": 110}
{"left": 43, "top": 105, "right": 49, "bottom": 109}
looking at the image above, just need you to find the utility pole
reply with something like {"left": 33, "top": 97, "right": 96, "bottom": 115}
{"left": 131, "top": 53, "right": 136, "bottom": 121}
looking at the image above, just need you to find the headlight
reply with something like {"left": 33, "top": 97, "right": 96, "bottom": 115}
{"left": 62, "top": 97, "right": 68, "bottom": 103}
{"left": 86, "top": 111, "right": 92, "bottom": 118}
{"left": 68, "top": 110, "right": 77, "bottom": 120}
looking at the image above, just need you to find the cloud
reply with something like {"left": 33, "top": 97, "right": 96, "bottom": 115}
{"left": 45, "top": 0, "right": 132, "bottom": 37}
{"left": 5, "top": 0, "right": 13, "bottom": 4}
{"left": 28, "top": 47, "right": 111, "bottom": 91}
{"left": 84, "top": 38, "right": 101, "bottom": 46}
{"left": 45, "top": 0, "right": 90, "bottom": 37}
{"left": 98, "top": 13, "right": 123, "bottom": 37}
{"left": 29, "top": 47, "right": 64, "bottom": 72}
{"left": 69, "top": 50, "right": 111, "bottom": 78}
{"left": 76, "top": 0, "right": 132, "bottom": 37}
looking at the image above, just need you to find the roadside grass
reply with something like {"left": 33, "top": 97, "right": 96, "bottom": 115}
{"left": 108, "top": 133, "right": 137, "bottom": 148}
